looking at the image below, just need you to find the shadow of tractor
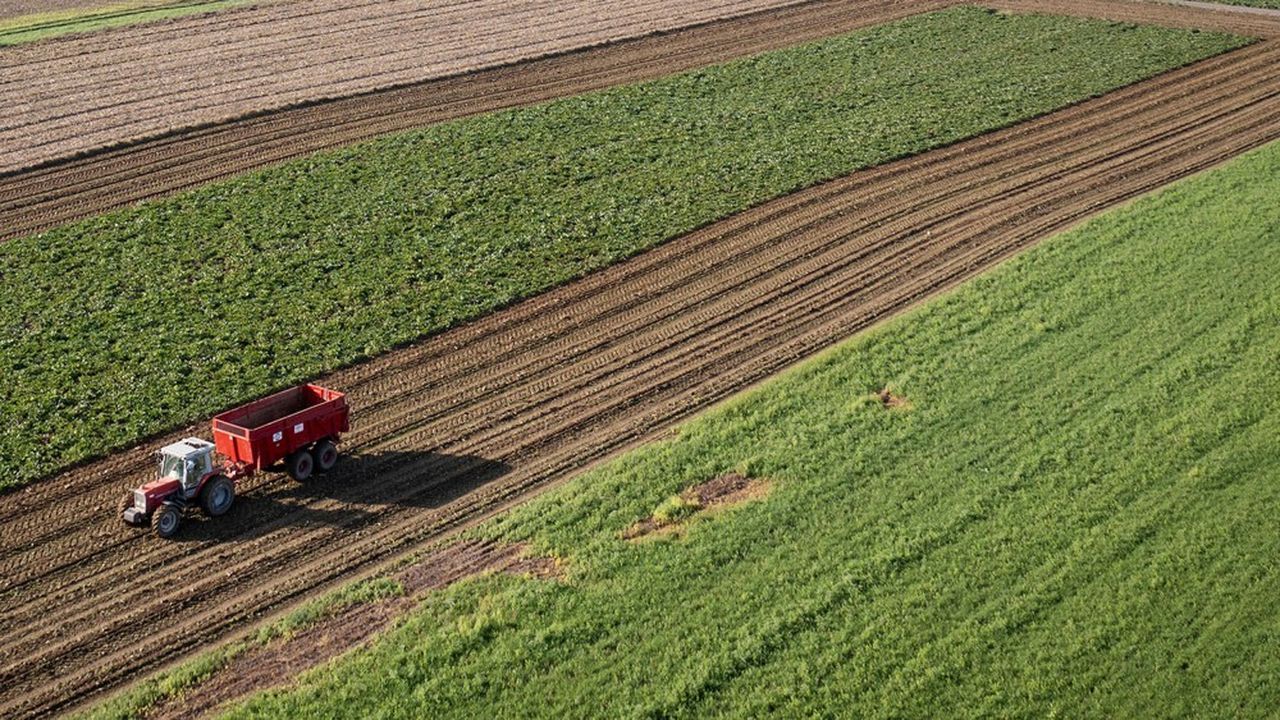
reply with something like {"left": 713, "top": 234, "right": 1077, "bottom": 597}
{"left": 169, "top": 449, "right": 512, "bottom": 543}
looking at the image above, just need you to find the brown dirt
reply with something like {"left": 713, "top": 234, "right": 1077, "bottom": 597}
{"left": 3, "top": 2, "right": 1280, "bottom": 719}
{"left": 0, "top": 0, "right": 820, "bottom": 174}
{"left": 624, "top": 473, "right": 773, "bottom": 539}
{"left": 146, "top": 539, "right": 556, "bottom": 720}
{"left": 878, "top": 388, "right": 909, "bottom": 410}
{"left": 145, "top": 597, "right": 413, "bottom": 720}
{"left": 396, "top": 539, "right": 562, "bottom": 595}
{"left": 0, "top": 0, "right": 947, "bottom": 242}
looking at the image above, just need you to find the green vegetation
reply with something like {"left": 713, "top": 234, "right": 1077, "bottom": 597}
{"left": 0, "top": 0, "right": 258, "bottom": 46}
{"left": 651, "top": 494, "right": 701, "bottom": 526}
{"left": 1211, "top": 0, "right": 1280, "bottom": 9}
{"left": 223, "top": 138, "right": 1280, "bottom": 718}
{"left": 74, "top": 577, "right": 404, "bottom": 720}
{"left": 0, "top": 9, "right": 1244, "bottom": 489}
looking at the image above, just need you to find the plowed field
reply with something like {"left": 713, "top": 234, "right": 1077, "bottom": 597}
{"left": 0, "top": 0, "right": 825, "bottom": 174}
{"left": 4, "top": 0, "right": 1279, "bottom": 243}
{"left": 0, "top": 0, "right": 949, "bottom": 241}
{"left": 3, "top": 7, "right": 1280, "bottom": 712}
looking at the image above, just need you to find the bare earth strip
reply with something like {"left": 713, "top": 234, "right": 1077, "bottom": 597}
{"left": 0, "top": 0, "right": 823, "bottom": 174}
{"left": 0, "top": 0, "right": 951, "bottom": 242}
{"left": 2, "top": 10, "right": 1279, "bottom": 715}
{"left": 3, "top": 0, "right": 1279, "bottom": 243}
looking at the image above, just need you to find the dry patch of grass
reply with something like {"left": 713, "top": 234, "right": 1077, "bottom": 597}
{"left": 623, "top": 473, "right": 773, "bottom": 540}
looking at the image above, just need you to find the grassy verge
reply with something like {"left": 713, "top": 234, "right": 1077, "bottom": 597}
{"left": 73, "top": 577, "right": 403, "bottom": 720}
{"left": 220, "top": 137, "right": 1280, "bottom": 718}
{"left": 0, "top": 0, "right": 259, "bottom": 46}
{"left": 0, "top": 8, "right": 1244, "bottom": 489}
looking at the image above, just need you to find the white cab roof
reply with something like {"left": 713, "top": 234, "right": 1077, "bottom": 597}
{"left": 159, "top": 437, "right": 215, "bottom": 458}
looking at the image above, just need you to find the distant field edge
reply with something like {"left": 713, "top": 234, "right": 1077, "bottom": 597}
{"left": 9, "top": 0, "right": 1280, "bottom": 242}
{"left": 0, "top": 0, "right": 929, "bottom": 239}
{"left": 0, "top": 0, "right": 265, "bottom": 45}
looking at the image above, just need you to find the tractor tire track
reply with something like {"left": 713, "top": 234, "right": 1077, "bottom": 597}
{"left": 2, "top": 23, "right": 1279, "bottom": 716}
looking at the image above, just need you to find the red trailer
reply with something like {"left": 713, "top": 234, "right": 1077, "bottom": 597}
{"left": 121, "top": 384, "right": 350, "bottom": 538}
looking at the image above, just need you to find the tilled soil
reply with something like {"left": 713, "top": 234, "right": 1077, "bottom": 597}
{"left": 0, "top": 0, "right": 820, "bottom": 174}
{"left": 0, "top": 0, "right": 949, "bottom": 241}
{"left": 3, "top": 20, "right": 1279, "bottom": 714}
{"left": 4, "top": 0, "right": 1278, "bottom": 242}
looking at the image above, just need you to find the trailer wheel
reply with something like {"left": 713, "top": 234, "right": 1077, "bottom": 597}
{"left": 151, "top": 503, "right": 182, "bottom": 539}
{"left": 200, "top": 475, "right": 235, "bottom": 517}
{"left": 287, "top": 449, "right": 314, "bottom": 482}
{"left": 312, "top": 440, "right": 338, "bottom": 472}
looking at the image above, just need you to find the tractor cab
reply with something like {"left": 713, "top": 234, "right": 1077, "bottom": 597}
{"left": 121, "top": 437, "right": 234, "bottom": 537}
{"left": 158, "top": 438, "right": 215, "bottom": 498}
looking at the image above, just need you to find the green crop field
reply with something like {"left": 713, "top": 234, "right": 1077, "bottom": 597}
{"left": 0, "top": 8, "right": 1245, "bottom": 489}
{"left": 0, "top": 1, "right": 258, "bottom": 45}
{"left": 218, "top": 137, "right": 1280, "bottom": 719}
{"left": 1212, "top": 0, "right": 1280, "bottom": 8}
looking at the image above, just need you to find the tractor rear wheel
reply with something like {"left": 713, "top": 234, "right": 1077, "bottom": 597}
{"left": 151, "top": 503, "right": 182, "bottom": 538}
{"left": 287, "top": 449, "right": 314, "bottom": 482}
{"left": 312, "top": 440, "right": 338, "bottom": 472}
{"left": 200, "top": 475, "right": 235, "bottom": 517}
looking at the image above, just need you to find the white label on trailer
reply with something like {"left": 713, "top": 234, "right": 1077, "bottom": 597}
{"left": 272, "top": 431, "right": 283, "bottom": 443}
{"left": 294, "top": 423, "right": 305, "bottom": 434}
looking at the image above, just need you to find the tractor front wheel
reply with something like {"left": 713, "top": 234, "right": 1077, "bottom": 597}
{"left": 151, "top": 503, "right": 182, "bottom": 538}
{"left": 287, "top": 449, "right": 314, "bottom": 482}
{"left": 200, "top": 475, "right": 235, "bottom": 517}
{"left": 312, "top": 440, "right": 338, "bottom": 472}
{"left": 119, "top": 492, "right": 134, "bottom": 514}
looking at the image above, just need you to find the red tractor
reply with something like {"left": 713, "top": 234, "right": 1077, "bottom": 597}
{"left": 121, "top": 384, "right": 350, "bottom": 538}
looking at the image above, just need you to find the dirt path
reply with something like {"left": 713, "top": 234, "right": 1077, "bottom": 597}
{"left": 3, "top": 10, "right": 1279, "bottom": 712}
{"left": 0, "top": 0, "right": 950, "bottom": 242}
{"left": 144, "top": 540, "right": 558, "bottom": 720}
{"left": 0, "top": 0, "right": 824, "bottom": 175}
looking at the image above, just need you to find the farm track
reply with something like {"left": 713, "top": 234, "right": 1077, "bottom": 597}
{"left": 3, "top": 5, "right": 1280, "bottom": 711}
{"left": 0, "top": 0, "right": 952, "bottom": 242}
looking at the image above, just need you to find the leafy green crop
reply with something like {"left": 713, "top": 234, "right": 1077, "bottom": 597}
{"left": 1209, "top": 0, "right": 1280, "bottom": 8}
{"left": 0, "top": 8, "right": 1244, "bottom": 488}
{"left": 0, "top": 0, "right": 258, "bottom": 46}
{"left": 224, "top": 137, "right": 1280, "bottom": 719}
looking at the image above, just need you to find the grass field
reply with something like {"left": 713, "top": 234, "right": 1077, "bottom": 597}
{"left": 219, "top": 137, "right": 1280, "bottom": 718}
{"left": 0, "top": 0, "right": 257, "bottom": 45}
{"left": 0, "top": 8, "right": 1244, "bottom": 489}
